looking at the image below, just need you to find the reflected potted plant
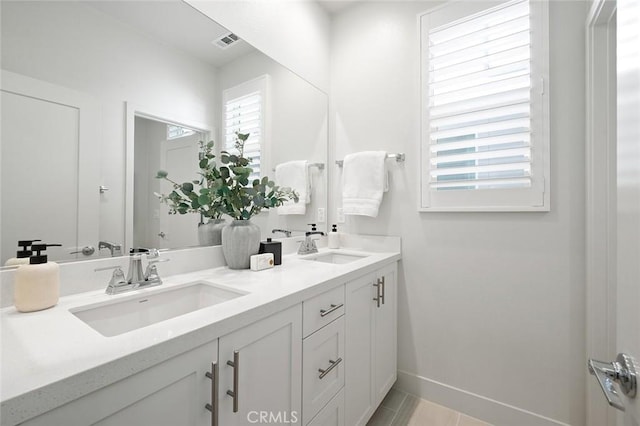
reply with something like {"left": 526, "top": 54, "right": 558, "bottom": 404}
{"left": 155, "top": 140, "right": 227, "bottom": 246}
{"left": 217, "top": 132, "right": 298, "bottom": 269}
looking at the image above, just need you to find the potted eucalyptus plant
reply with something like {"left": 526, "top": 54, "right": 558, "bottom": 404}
{"left": 156, "top": 133, "right": 298, "bottom": 269}
{"left": 155, "top": 140, "right": 227, "bottom": 246}
{"left": 217, "top": 132, "right": 298, "bottom": 269}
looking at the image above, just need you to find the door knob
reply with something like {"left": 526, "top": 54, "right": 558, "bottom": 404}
{"left": 588, "top": 353, "right": 638, "bottom": 411}
{"left": 70, "top": 246, "right": 95, "bottom": 256}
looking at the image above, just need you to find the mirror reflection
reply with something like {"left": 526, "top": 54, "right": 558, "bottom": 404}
{"left": 1, "top": 0, "right": 328, "bottom": 265}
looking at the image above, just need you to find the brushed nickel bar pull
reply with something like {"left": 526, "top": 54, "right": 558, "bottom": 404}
{"left": 380, "top": 276, "right": 386, "bottom": 305}
{"left": 373, "top": 282, "right": 381, "bottom": 308}
{"left": 320, "top": 303, "right": 343, "bottom": 317}
{"left": 226, "top": 351, "right": 239, "bottom": 413}
{"left": 318, "top": 358, "right": 343, "bottom": 379}
{"left": 205, "top": 362, "right": 219, "bottom": 426}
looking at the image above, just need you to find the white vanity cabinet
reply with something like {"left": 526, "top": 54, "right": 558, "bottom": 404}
{"left": 344, "top": 263, "right": 397, "bottom": 426}
{"left": 217, "top": 303, "right": 303, "bottom": 426}
{"left": 301, "top": 284, "right": 346, "bottom": 425}
{"left": 22, "top": 340, "right": 218, "bottom": 426}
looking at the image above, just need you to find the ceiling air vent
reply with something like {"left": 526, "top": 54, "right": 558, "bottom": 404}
{"left": 213, "top": 33, "right": 240, "bottom": 50}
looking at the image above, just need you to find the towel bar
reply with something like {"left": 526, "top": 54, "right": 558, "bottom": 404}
{"left": 335, "top": 153, "right": 405, "bottom": 167}
{"left": 272, "top": 162, "right": 325, "bottom": 172}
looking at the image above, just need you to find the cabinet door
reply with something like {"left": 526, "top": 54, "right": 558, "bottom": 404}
{"left": 344, "top": 273, "right": 376, "bottom": 426}
{"left": 218, "top": 304, "right": 302, "bottom": 426}
{"left": 23, "top": 340, "right": 218, "bottom": 426}
{"left": 373, "top": 264, "right": 397, "bottom": 404}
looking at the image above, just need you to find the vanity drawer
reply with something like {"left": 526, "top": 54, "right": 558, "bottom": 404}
{"left": 303, "top": 316, "right": 345, "bottom": 425}
{"left": 307, "top": 388, "right": 345, "bottom": 426}
{"left": 303, "top": 284, "right": 345, "bottom": 337}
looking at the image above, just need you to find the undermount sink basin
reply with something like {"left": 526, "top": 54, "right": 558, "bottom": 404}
{"left": 304, "top": 252, "right": 368, "bottom": 264}
{"left": 70, "top": 282, "right": 246, "bottom": 337}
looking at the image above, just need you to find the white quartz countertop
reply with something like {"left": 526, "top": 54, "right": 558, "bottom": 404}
{"left": 0, "top": 246, "right": 400, "bottom": 425}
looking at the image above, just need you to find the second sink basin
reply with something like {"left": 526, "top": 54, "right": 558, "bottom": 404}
{"left": 304, "top": 252, "right": 368, "bottom": 264}
{"left": 71, "top": 282, "right": 246, "bottom": 337}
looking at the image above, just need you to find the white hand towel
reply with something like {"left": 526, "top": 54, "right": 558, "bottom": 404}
{"left": 342, "top": 151, "right": 388, "bottom": 217}
{"left": 276, "top": 160, "right": 309, "bottom": 215}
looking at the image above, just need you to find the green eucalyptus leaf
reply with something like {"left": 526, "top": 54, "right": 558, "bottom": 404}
{"left": 199, "top": 158, "right": 208, "bottom": 169}
{"left": 181, "top": 182, "right": 194, "bottom": 193}
{"left": 156, "top": 170, "right": 168, "bottom": 179}
{"left": 198, "top": 194, "right": 211, "bottom": 206}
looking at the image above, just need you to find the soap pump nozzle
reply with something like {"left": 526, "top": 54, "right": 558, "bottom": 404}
{"left": 29, "top": 244, "right": 62, "bottom": 264}
{"left": 15, "top": 239, "right": 41, "bottom": 258}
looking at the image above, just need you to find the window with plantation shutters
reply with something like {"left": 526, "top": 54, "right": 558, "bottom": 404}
{"left": 223, "top": 76, "right": 269, "bottom": 183}
{"left": 420, "top": 0, "right": 549, "bottom": 211}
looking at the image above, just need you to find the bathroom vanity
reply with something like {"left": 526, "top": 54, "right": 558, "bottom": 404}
{"left": 0, "top": 236, "right": 400, "bottom": 426}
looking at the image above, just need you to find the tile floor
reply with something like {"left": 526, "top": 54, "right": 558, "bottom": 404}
{"left": 367, "top": 388, "right": 492, "bottom": 426}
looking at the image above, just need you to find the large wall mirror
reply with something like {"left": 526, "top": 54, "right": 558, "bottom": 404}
{"left": 1, "top": 0, "right": 328, "bottom": 265}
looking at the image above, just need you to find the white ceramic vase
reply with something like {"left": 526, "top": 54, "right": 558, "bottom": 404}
{"left": 197, "top": 218, "right": 226, "bottom": 246}
{"left": 222, "top": 219, "right": 261, "bottom": 269}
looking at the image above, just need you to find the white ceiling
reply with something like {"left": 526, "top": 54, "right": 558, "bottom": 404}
{"left": 317, "top": 0, "right": 361, "bottom": 14}
{"left": 84, "top": 1, "right": 255, "bottom": 68}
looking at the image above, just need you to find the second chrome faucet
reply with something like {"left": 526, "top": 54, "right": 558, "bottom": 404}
{"left": 96, "top": 248, "right": 169, "bottom": 295}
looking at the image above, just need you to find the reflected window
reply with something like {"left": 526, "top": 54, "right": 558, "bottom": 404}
{"left": 223, "top": 75, "right": 269, "bottom": 182}
{"left": 167, "top": 125, "right": 196, "bottom": 140}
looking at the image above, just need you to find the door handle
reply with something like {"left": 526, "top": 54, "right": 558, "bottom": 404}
{"left": 588, "top": 353, "right": 637, "bottom": 411}
{"left": 205, "top": 362, "right": 219, "bottom": 426}
{"left": 373, "top": 281, "right": 381, "bottom": 308}
{"left": 226, "top": 351, "right": 239, "bottom": 413}
{"left": 70, "top": 246, "right": 95, "bottom": 256}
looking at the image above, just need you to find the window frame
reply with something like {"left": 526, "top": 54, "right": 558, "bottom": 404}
{"left": 418, "top": 0, "right": 550, "bottom": 212}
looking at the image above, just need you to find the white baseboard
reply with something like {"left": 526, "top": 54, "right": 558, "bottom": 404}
{"left": 395, "top": 370, "right": 571, "bottom": 426}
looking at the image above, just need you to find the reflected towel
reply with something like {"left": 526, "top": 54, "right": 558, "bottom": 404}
{"left": 276, "top": 160, "right": 309, "bottom": 215}
{"left": 342, "top": 151, "right": 387, "bottom": 217}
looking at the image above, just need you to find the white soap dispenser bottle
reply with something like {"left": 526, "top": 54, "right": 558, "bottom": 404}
{"left": 328, "top": 224, "right": 340, "bottom": 249}
{"left": 14, "top": 243, "right": 62, "bottom": 312}
{"left": 4, "top": 239, "right": 41, "bottom": 266}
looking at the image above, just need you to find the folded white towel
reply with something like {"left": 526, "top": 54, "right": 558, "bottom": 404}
{"left": 342, "top": 151, "right": 388, "bottom": 217}
{"left": 275, "top": 160, "right": 310, "bottom": 215}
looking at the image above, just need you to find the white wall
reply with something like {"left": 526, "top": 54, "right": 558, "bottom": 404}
{"left": 1, "top": 1, "right": 218, "bottom": 249}
{"left": 186, "top": 0, "right": 331, "bottom": 93}
{"left": 217, "top": 50, "right": 328, "bottom": 236}
{"left": 330, "top": 1, "right": 587, "bottom": 425}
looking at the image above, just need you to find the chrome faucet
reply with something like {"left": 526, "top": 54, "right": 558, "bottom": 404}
{"left": 272, "top": 228, "right": 292, "bottom": 238}
{"left": 298, "top": 232, "right": 325, "bottom": 255}
{"left": 99, "top": 240, "right": 122, "bottom": 257}
{"left": 95, "top": 248, "right": 169, "bottom": 295}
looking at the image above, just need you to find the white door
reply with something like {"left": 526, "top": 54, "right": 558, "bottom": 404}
{"left": 0, "top": 71, "right": 99, "bottom": 263}
{"left": 588, "top": 0, "right": 640, "bottom": 423}
{"left": 157, "top": 130, "right": 202, "bottom": 249}
{"left": 614, "top": 0, "right": 640, "bottom": 422}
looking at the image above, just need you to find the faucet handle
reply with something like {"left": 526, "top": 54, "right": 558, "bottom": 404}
{"left": 145, "top": 258, "right": 169, "bottom": 281}
{"left": 95, "top": 265, "right": 127, "bottom": 292}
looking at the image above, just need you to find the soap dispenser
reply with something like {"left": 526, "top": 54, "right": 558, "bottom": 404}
{"left": 14, "top": 243, "right": 62, "bottom": 312}
{"left": 4, "top": 239, "right": 41, "bottom": 266}
{"left": 328, "top": 224, "right": 340, "bottom": 249}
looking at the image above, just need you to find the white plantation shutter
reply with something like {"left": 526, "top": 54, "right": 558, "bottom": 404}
{"left": 223, "top": 76, "right": 269, "bottom": 182}
{"left": 420, "top": 0, "right": 549, "bottom": 211}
